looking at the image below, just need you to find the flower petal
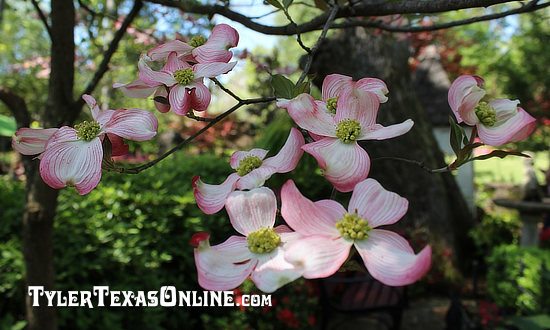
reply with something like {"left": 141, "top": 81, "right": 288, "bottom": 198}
{"left": 262, "top": 128, "right": 305, "bottom": 173}
{"left": 39, "top": 127, "right": 103, "bottom": 195}
{"left": 169, "top": 85, "right": 192, "bottom": 116}
{"left": 189, "top": 82, "right": 211, "bottom": 111}
{"left": 277, "top": 94, "right": 336, "bottom": 137}
{"left": 162, "top": 52, "right": 190, "bottom": 74}
{"left": 147, "top": 40, "right": 194, "bottom": 62}
{"left": 322, "top": 74, "right": 352, "bottom": 101}
{"left": 194, "top": 235, "right": 256, "bottom": 291}
{"left": 193, "top": 62, "right": 237, "bottom": 79}
{"left": 348, "top": 178, "right": 409, "bottom": 228}
{"left": 138, "top": 55, "right": 176, "bottom": 87}
{"left": 226, "top": 187, "right": 277, "bottom": 236}
{"left": 335, "top": 86, "right": 380, "bottom": 128}
{"left": 106, "top": 133, "right": 129, "bottom": 157}
{"left": 359, "top": 120, "right": 414, "bottom": 140}
{"left": 284, "top": 235, "right": 351, "bottom": 278}
{"left": 82, "top": 94, "right": 100, "bottom": 119}
{"left": 302, "top": 138, "right": 370, "bottom": 192}
{"left": 251, "top": 248, "right": 303, "bottom": 293}
{"left": 153, "top": 87, "right": 171, "bottom": 113}
{"left": 113, "top": 79, "right": 157, "bottom": 99}
{"left": 104, "top": 109, "right": 158, "bottom": 141}
{"left": 236, "top": 166, "right": 277, "bottom": 190}
{"left": 192, "top": 173, "right": 240, "bottom": 214}
{"left": 448, "top": 75, "right": 485, "bottom": 124}
{"left": 280, "top": 180, "right": 343, "bottom": 236}
{"left": 356, "top": 77, "right": 389, "bottom": 103}
{"left": 230, "top": 149, "right": 269, "bottom": 169}
{"left": 192, "top": 24, "right": 239, "bottom": 63}
{"left": 355, "top": 229, "right": 432, "bottom": 286}
{"left": 12, "top": 128, "right": 58, "bottom": 155}
{"left": 477, "top": 103, "right": 536, "bottom": 146}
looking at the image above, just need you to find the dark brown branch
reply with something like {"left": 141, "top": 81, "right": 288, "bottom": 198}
{"left": 333, "top": 0, "right": 550, "bottom": 33}
{"left": 30, "top": 0, "right": 52, "bottom": 39}
{"left": 143, "top": 0, "right": 526, "bottom": 35}
{"left": 0, "top": 86, "right": 31, "bottom": 128}
{"left": 71, "top": 0, "right": 143, "bottom": 118}
{"left": 185, "top": 111, "right": 215, "bottom": 122}
{"left": 117, "top": 96, "right": 276, "bottom": 174}
{"left": 211, "top": 78, "right": 242, "bottom": 101}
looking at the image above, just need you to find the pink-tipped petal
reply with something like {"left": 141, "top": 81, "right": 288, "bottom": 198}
{"left": 104, "top": 109, "right": 158, "bottom": 141}
{"left": 192, "top": 24, "right": 239, "bottom": 63}
{"left": 302, "top": 138, "right": 370, "bottom": 192}
{"left": 138, "top": 56, "right": 176, "bottom": 87}
{"left": 82, "top": 94, "right": 100, "bottom": 119}
{"left": 195, "top": 235, "right": 256, "bottom": 291}
{"left": 262, "top": 127, "right": 305, "bottom": 173}
{"left": 230, "top": 149, "right": 269, "bottom": 169}
{"left": 335, "top": 87, "right": 380, "bottom": 128}
{"left": 278, "top": 94, "right": 336, "bottom": 137}
{"left": 169, "top": 85, "right": 193, "bottom": 116}
{"left": 251, "top": 248, "right": 303, "bottom": 293}
{"left": 477, "top": 107, "right": 536, "bottom": 146}
{"left": 359, "top": 120, "right": 414, "bottom": 140}
{"left": 153, "top": 87, "right": 171, "bottom": 113}
{"left": 189, "top": 82, "right": 211, "bottom": 111}
{"left": 193, "top": 62, "right": 237, "bottom": 79}
{"left": 12, "top": 128, "right": 58, "bottom": 155}
{"left": 147, "top": 40, "right": 194, "bottom": 62}
{"left": 322, "top": 74, "right": 352, "bottom": 101}
{"left": 162, "top": 52, "right": 190, "bottom": 74}
{"left": 280, "top": 180, "right": 344, "bottom": 236}
{"left": 356, "top": 78, "right": 389, "bottom": 103}
{"left": 448, "top": 75, "right": 485, "bottom": 124}
{"left": 192, "top": 173, "right": 240, "bottom": 214}
{"left": 226, "top": 187, "right": 277, "bottom": 236}
{"left": 284, "top": 235, "right": 352, "bottom": 279}
{"left": 106, "top": 133, "right": 129, "bottom": 157}
{"left": 355, "top": 229, "right": 432, "bottom": 286}
{"left": 236, "top": 166, "right": 277, "bottom": 190}
{"left": 39, "top": 128, "right": 103, "bottom": 195}
{"left": 348, "top": 178, "right": 409, "bottom": 228}
{"left": 113, "top": 79, "right": 157, "bottom": 99}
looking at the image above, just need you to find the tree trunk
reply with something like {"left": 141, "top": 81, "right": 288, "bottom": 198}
{"left": 309, "top": 28, "right": 475, "bottom": 276}
{"left": 22, "top": 0, "right": 75, "bottom": 328}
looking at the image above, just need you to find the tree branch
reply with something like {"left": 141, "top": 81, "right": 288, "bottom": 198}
{"left": 72, "top": 0, "right": 143, "bottom": 116}
{"left": 373, "top": 156, "right": 452, "bottom": 174}
{"left": 116, "top": 96, "right": 276, "bottom": 174}
{"left": 30, "top": 0, "right": 53, "bottom": 39}
{"left": 0, "top": 86, "right": 31, "bottom": 128}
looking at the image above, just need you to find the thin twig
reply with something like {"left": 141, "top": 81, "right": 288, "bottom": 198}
{"left": 116, "top": 96, "right": 276, "bottom": 174}
{"left": 211, "top": 78, "right": 242, "bottom": 101}
{"left": 185, "top": 111, "right": 216, "bottom": 122}
{"left": 30, "top": 0, "right": 53, "bottom": 39}
{"left": 373, "top": 156, "right": 452, "bottom": 174}
{"left": 297, "top": 2, "right": 339, "bottom": 85}
{"left": 282, "top": 9, "right": 311, "bottom": 54}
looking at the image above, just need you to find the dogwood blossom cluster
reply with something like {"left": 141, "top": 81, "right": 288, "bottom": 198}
{"left": 114, "top": 24, "right": 239, "bottom": 116}
{"left": 191, "top": 74, "right": 431, "bottom": 293}
{"left": 448, "top": 74, "right": 536, "bottom": 146}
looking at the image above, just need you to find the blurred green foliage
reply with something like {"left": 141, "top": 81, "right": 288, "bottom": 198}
{"left": 487, "top": 245, "right": 550, "bottom": 314}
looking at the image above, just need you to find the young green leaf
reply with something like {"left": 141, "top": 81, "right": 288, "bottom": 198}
{"left": 283, "top": 0, "right": 293, "bottom": 9}
{"left": 292, "top": 81, "right": 310, "bottom": 98}
{"left": 472, "top": 150, "right": 530, "bottom": 161}
{"left": 271, "top": 74, "right": 295, "bottom": 99}
{"left": 266, "top": 0, "right": 284, "bottom": 9}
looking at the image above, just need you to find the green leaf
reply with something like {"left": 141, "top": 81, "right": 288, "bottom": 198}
{"left": 313, "top": 0, "right": 328, "bottom": 10}
{"left": 0, "top": 114, "right": 17, "bottom": 137}
{"left": 265, "top": 0, "right": 283, "bottom": 9}
{"left": 283, "top": 0, "right": 293, "bottom": 9}
{"left": 271, "top": 74, "right": 294, "bottom": 99}
{"left": 507, "top": 314, "right": 550, "bottom": 330}
{"left": 292, "top": 81, "right": 310, "bottom": 98}
{"left": 457, "top": 142, "right": 484, "bottom": 163}
{"left": 472, "top": 150, "right": 530, "bottom": 161}
{"left": 448, "top": 116, "right": 464, "bottom": 156}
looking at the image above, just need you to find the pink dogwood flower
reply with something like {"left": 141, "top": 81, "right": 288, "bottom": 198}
{"left": 278, "top": 75, "right": 412, "bottom": 192}
{"left": 281, "top": 179, "right": 431, "bottom": 286}
{"left": 448, "top": 75, "right": 536, "bottom": 146}
{"left": 193, "top": 128, "right": 304, "bottom": 214}
{"left": 192, "top": 187, "right": 302, "bottom": 293}
{"left": 138, "top": 52, "right": 236, "bottom": 115}
{"left": 12, "top": 95, "right": 158, "bottom": 195}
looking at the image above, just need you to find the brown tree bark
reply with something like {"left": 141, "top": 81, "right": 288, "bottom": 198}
{"left": 309, "top": 28, "right": 475, "bottom": 276}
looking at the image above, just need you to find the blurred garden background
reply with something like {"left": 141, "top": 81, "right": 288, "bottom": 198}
{"left": 1, "top": 0, "right": 550, "bottom": 329}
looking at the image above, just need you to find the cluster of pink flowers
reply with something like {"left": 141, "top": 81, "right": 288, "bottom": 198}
{"left": 191, "top": 74, "right": 431, "bottom": 293}
{"left": 114, "top": 24, "right": 239, "bottom": 116}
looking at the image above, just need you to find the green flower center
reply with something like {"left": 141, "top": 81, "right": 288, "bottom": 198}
{"left": 335, "top": 119, "right": 361, "bottom": 143}
{"left": 326, "top": 96, "right": 338, "bottom": 114}
{"left": 75, "top": 121, "right": 101, "bottom": 141}
{"left": 236, "top": 156, "right": 263, "bottom": 176}
{"left": 475, "top": 102, "right": 497, "bottom": 126}
{"left": 189, "top": 35, "right": 206, "bottom": 48}
{"left": 173, "top": 68, "right": 195, "bottom": 85}
{"left": 247, "top": 228, "right": 280, "bottom": 254}
{"left": 335, "top": 212, "right": 372, "bottom": 241}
